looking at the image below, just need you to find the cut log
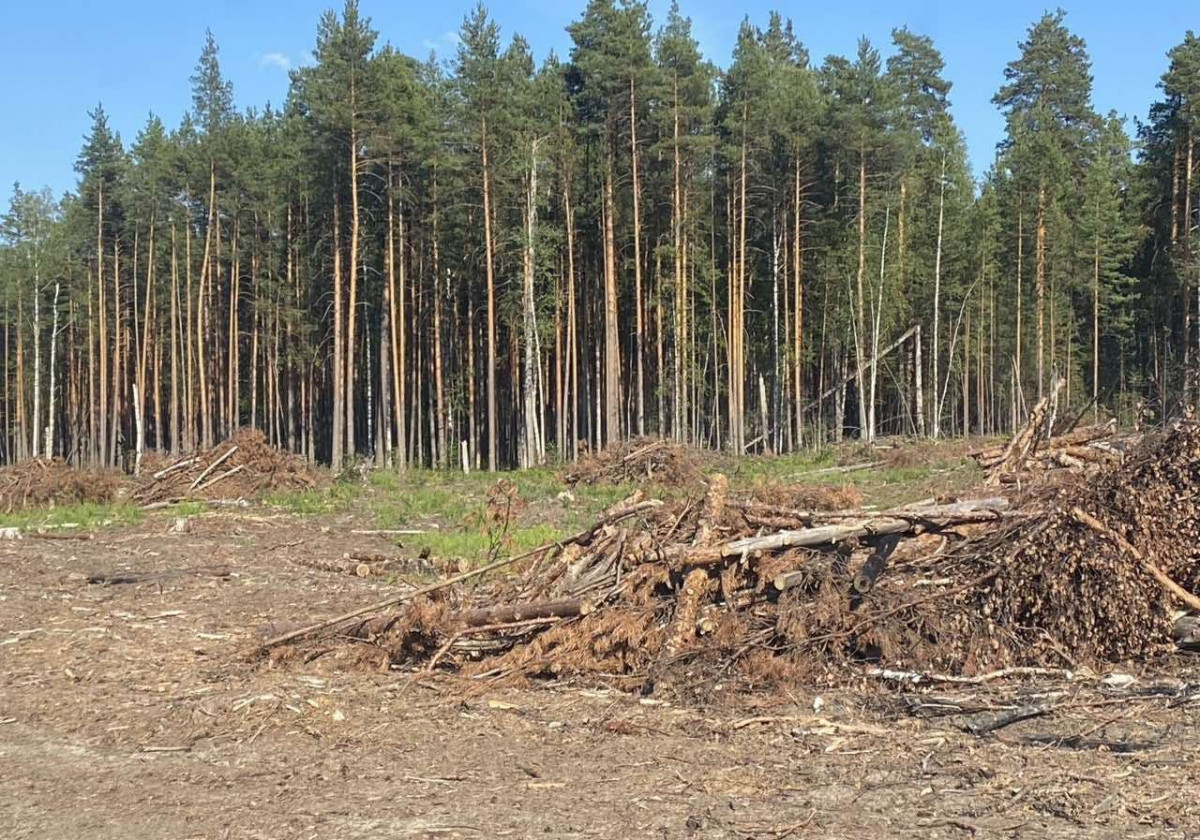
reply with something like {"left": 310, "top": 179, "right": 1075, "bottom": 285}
{"left": 675, "top": 498, "right": 1010, "bottom": 567}
{"left": 190, "top": 445, "right": 238, "bottom": 490}
{"left": 461, "top": 598, "right": 589, "bottom": 627}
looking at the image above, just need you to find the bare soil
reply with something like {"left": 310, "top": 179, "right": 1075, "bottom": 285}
{"left": 2, "top": 508, "right": 1198, "bottom": 839}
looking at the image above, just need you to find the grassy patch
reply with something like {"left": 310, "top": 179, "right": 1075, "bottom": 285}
{"left": 167, "top": 500, "right": 208, "bottom": 517}
{"left": 400, "top": 522, "right": 568, "bottom": 567}
{"left": 0, "top": 501, "right": 144, "bottom": 532}
{"left": 265, "top": 480, "right": 361, "bottom": 515}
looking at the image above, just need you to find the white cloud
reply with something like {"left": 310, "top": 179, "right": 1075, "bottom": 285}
{"left": 421, "top": 31, "right": 460, "bottom": 53}
{"left": 259, "top": 52, "right": 291, "bottom": 71}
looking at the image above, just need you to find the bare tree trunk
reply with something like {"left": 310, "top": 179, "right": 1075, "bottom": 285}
{"left": 603, "top": 138, "right": 621, "bottom": 448}
{"left": 1036, "top": 181, "right": 1047, "bottom": 402}
{"left": 482, "top": 117, "right": 498, "bottom": 470}
{"left": 521, "top": 137, "right": 543, "bottom": 468}
{"left": 45, "top": 281, "right": 60, "bottom": 457}
{"left": 630, "top": 78, "right": 645, "bottom": 438}
{"left": 31, "top": 266, "right": 41, "bottom": 459}
{"left": 931, "top": 152, "right": 946, "bottom": 438}
{"left": 198, "top": 163, "right": 216, "bottom": 450}
{"left": 139, "top": 217, "right": 155, "bottom": 450}
{"left": 793, "top": 153, "right": 804, "bottom": 448}
{"left": 672, "top": 74, "right": 684, "bottom": 443}
{"left": 331, "top": 199, "right": 344, "bottom": 472}
{"left": 735, "top": 106, "right": 749, "bottom": 452}
{"left": 346, "top": 116, "right": 360, "bottom": 464}
{"left": 432, "top": 174, "right": 446, "bottom": 469}
{"left": 854, "top": 148, "right": 869, "bottom": 438}
{"left": 170, "top": 224, "right": 180, "bottom": 452}
{"left": 184, "top": 220, "right": 194, "bottom": 451}
{"left": 914, "top": 323, "right": 925, "bottom": 435}
{"left": 1015, "top": 204, "right": 1023, "bottom": 423}
{"left": 97, "top": 182, "right": 108, "bottom": 466}
{"left": 110, "top": 237, "right": 121, "bottom": 465}
{"left": 867, "top": 208, "right": 890, "bottom": 442}
{"left": 565, "top": 176, "right": 578, "bottom": 461}
{"left": 1093, "top": 199, "right": 1101, "bottom": 425}
{"left": 388, "top": 168, "right": 405, "bottom": 470}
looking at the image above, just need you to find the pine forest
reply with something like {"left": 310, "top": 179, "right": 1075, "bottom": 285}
{"left": 3, "top": 1, "right": 1200, "bottom": 472}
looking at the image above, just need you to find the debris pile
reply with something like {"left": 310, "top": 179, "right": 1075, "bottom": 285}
{"left": 971, "top": 382, "right": 1133, "bottom": 485}
{"left": 990, "top": 421, "right": 1200, "bottom": 663}
{"left": 0, "top": 458, "right": 122, "bottom": 513}
{"left": 562, "top": 437, "right": 704, "bottom": 488}
{"left": 136, "top": 428, "right": 317, "bottom": 505}
{"left": 262, "top": 423, "right": 1200, "bottom": 694}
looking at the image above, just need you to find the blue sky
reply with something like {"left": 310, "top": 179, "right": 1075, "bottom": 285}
{"left": 1, "top": 1, "right": 1193, "bottom": 209}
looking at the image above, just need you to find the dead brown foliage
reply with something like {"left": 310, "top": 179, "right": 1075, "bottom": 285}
{"left": 0, "top": 458, "right": 122, "bottom": 513}
{"left": 134, "top": 428, "right": 317, "bottom": 504}
{"left": 561, "top": 436, "right": 705, "bottom": 488}
{"left": 279, "top": 423, "right": 1200, "bottom": 697}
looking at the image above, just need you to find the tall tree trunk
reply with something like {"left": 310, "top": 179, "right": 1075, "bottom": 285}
{"left": 931, "top": 152, "right": 946, "bottom": 438}
{"left": 867, "top": 208, "right": 889, "bottom": 442}
{"left": 110, "top": 237, "right": 121, "bottom": 466}
{"left": 1015, "top": 204, "right": 1023, "bottom": 423}
{"left": 672, "top": 73, "right": 684, "bottom": 442}
{"left": 630, "top": 78, "right": 645, "bottom": 438}
{"left": 736, "top": 104, "right": 749, "bottom": 452}
{"left": 432, "top": 174, "right": 446, "bottom": 469}
{"left": 45, "top": 281, "right": 60, "bottom": 457}
{"left": 170, "top": 224, "right": 180, "bottom": 453}
{"left": 521, "top": 137, "right": 542, "bottom": 468}
{"left": 564, "top": 175, "right": 578, "bottom": 461}
{"left": 138, "top": 217, "right": 155, "bottom": 450}
{"left": 793, "top": 152, "right": 804, "bottom": 448}
{"left": 603, "top": 136, "right": 621, "bottom": 448}
{"left": 97, "top": 182, "right": 108, "bottom": 466}
{"left": 198, "top": 163, "right": 216, "bottom": 450}
{"left": 1093, "top": 199, "right": 1101, "bottom": 424}
{"left": 346, "top": 117, "right": 360, "bottom": 464}
{"left": 482, "top": 117, "right": 498, "bottom": 470}
{"left": 1036, "top": 181, "right": 1047, "bottom": 402}
{"left": 331, "top": 199, "right": 344, "bottom": 472}
{"left": 31, "top": 266, "right": 41, "bottom": 459}
{"left": 854, "top": 148, "right": 869, "bottom": 438}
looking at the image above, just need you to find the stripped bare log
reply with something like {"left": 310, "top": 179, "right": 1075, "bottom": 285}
{"left": 189, "top": 445, "right": 238, "bottom": 490}
{"left": 675, "top": 498, "right": 1010, "bottom": 567}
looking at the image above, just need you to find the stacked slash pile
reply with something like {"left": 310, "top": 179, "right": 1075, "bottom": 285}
{"left": 989, "top": 422, "right": 1200, "bottom": 663}
{"left": 0, "top": 458, "right": 122, "bottom": 513}
{"left": 262, "top": 424, "right": 1200, "bottom": 692}
{"left": 264, "top": 482, "right": 1014, "bottom": 690}
{"left": 135, "top": 428, "right": 317, "bottom": 504}
{"left": 561, "top": 437, "right": 704, "bottom": 487}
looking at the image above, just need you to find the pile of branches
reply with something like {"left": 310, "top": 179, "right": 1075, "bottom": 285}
{"left": 135, "top": 428, "right": 317, "bottom": 505}
{"left": 262, "top": 425, "right": 1200, "bottom": 693}
{"left": 972, "top": 383, "right": 1135, "bottom": 486}
{"left": 990, "top": 421, "right": 1200, "bottom": 663}
{"left": 561, "top": 437, "right": 704, "bottom": 488}
{"left": 0, "top": 458, "right": 122, "bottom": 513}
{"left": 262, "top": 480, "right": 1014, "bottom": 690}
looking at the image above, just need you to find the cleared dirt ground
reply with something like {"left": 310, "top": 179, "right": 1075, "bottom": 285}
{"left": 2, "top": 507, "right": 1198, "bottom": 839}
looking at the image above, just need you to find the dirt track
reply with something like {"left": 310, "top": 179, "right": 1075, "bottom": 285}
{"left": 2, "top": 509, "right": 1198, "bottom": 839}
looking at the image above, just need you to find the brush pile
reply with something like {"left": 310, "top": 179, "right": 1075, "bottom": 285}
{"left": 0, "top": 458, "right": 122, "bottom": 513}
{"left": 971, "top": 382, "right": 1133, "bottom": 486}
{"left": 264, "top": 423, "right": 1200, "bottom": 694}
{"left": 562, "top": 437, "right": 704, "bottom": 488}
{"left": 135, "top": 428, "right": 317, "bottom": 505}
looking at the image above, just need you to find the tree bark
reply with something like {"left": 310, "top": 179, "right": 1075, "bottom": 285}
{"left": 482, "top": 117, "right": 498, "bottom": 470}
